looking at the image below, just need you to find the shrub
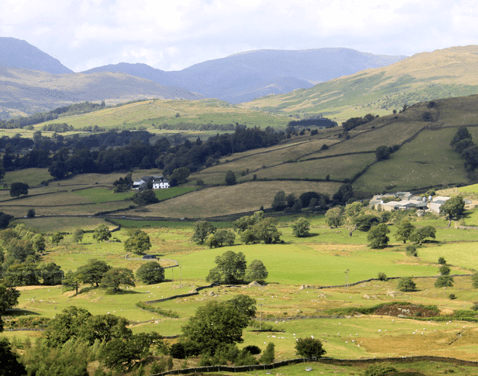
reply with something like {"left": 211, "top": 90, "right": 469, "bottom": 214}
{"left": 377, "top": 272, "right": 387, "bottom": 281}
{"left": 439, "top": 265, "right": 451, "bottom": 275}
{"left": 406, "top": 245, "right": 417, "bottom": 257}
{"left": 435, "top": 275, "right": 454, "bottom": 288}
{"left": 295, "top": 337, "right": 326, "bottom": 359}
{"left": 438, "top": 257, "right": 446, "bottom": 265}
{"left": 449, "top": 294, "right": 457, "bottom": 300}
{"left": 243, "top": 345, "right": 261, "bottom": 355}
{"left": 26, "top": 208, "right": 35, "bottom": 218}
{"left": 472, "top": 303, "right": 478, "bottom": 311}
{"left": 169, "top": 343, "right": 186, "bottom": 359}
{"left": 364, "top": 363, "right": 397, "bottom": 376}
{"left": 260, "top": 342, "right": 275, "bottom": 364}
{"left": 472, "top": 273, "right": 478, "bottom": 288}
{"left": 397, "top": 277, "right": 416, "bottom": 292}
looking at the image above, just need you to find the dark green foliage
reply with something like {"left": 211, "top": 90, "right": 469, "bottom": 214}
{"left": 206, "top": 251, "right": 247, "bottom": 284}
{"left": 409, "top": 226, "right": 436, "bottom": 244}
{"left": 450, "top": 126, "right": 472, "bottom": 147}
{"left": 325, "top": 206, "right": 344, "bottom": 228}
{"left": 135, "top": 301, "right": 179, "bottom": 318}
{"left": 453, "top": 138, "right": 474, "bottom": 153}
{"left": 44, "top": 306, "right": 93, "bottom": 347}
{"left": 225, "top": 170, "right": 236, "bottom": 185}
{"left": 192, "top": 221, "right": 217, "bottom": 244}
{"left": 235, "top": 212, "right": 281, "bottom": 244}
{"left": 182, "top": 300, "right": 250, "bottom": 355}
{"left": 32, "top": 234, "right": 46, "bottom": 254}
{"left": 291, "top": 218, "right": 310, "bottom": 237}
{"left": 439, "top": 265, "right": 451, "bottom": 275}
{"left": 363, "top": 363, "right": 397, "bottom": 376}
{"left": 440, "top": 196, "right": 466, "bottom": 222}
{"left": 354, "top": 214, "right": 380, "bottom": 231}
{"left": 472, "top": 303, "right": 478, "bottom": 311}
{"left": 375, "top": 145, "right": 391, "bottom": 161}
{"left": 133, "top": 189, "right": 159, "bottom": 206}
{"left": 449, "top": 294, "right": 457, "bottom": 300}
{"left": 101, "top": 268, "right": 135, "bottom": 293}
{"left": 26, "top": 208, "right": 35, "bottom": 218}
{"left": 73, "top": 228, "right": 84, "bottom": 244}
{"left": 435, "top": 275, "right": 454, "bottom": 288}
{"left": 98, "top": 335, "right": 151, "bottom": 371}
{"left": 406, "top": 245, "right": 418, "bottom": 257}
{"left": 39, "top": 262, "right": 63, "bottom": 285}
{"left": 285, "top": 193, "right": 297, "bottom": 208}
{"left": 124, "top": 230, "right": 151, "bottom": 254}
{"left": 0, "top": 284, "right": 20, "bottom": 332}
{"left": 205, "top": 229, "right": 235, "bottom": 248}
{"left": 150, "top": 359, "right": 167, "bottom": 374}
{"left": 299, "top": 191, "right": 328, "bottom": 208}
{"left": 260, "top": 342, "right": 275, "bottom": 364}
{"left": 0, "top": 337, "right": 27, "bottom": 376}
{"left": 77, "top": 259, "right": 111, "bottom": 287}
{"left": 6, "top": 239, "right": 35, "bottom": 262}
{"left": 0, "top": 212, "right": 14, "bottom": 229}
{"left": 92, "top": 224, "right": 111, "bottom": 242}
{"left": 341, "top": 114, "right": 377, "bottom": 131}
{"left": 472, "top": 273, "right": 478, "bottom": 288}
{"left": 397, "top": 277, "right": 416, "bottom": 292}
{"left": 295, "top": 337, "right": 326, "bottom": 359}
{"left": 80, "top": 314, "right": 132, "bottom": 345}
{"left": 10, "top": 182, "right": 28, "bottom": 198}
{"left": 171, "top": 167, "right": 190, "bottom": 184}
{"left": 234, "top": 349, "right": 258, "bottom": 366}
{"left": 226, "top": 295, "right": 257, "bottom": 318}
{"left": 367, "top": 224, "right": 390, "bottom": 249}
{"left": 51, "top": 232, "right": 64, "bottom": 245}
{"left": 271, "top": 191, "right": 287, "bottom": 211}
{"left": 245, "top": 259, "right": 268, "bottom": 283}
{"left": 438, "top": 257, "right": 446, "bottom": 265}
{"left": 169, "top": 343, "right": 186, "bottom": 359}
{"left": 243, "top": 345, "right": 261, "bottom": 355}
{"left": 395, "top": 220, "right": 415, "bottom": 243}
{"left": 135, "top": 262, "right": 165, "bottom": 284}
{"left": 4, "top": 263, "right": 39, "bottom": 286}
{"left": 378, "top": 272, "right": 387, "bottom": 281}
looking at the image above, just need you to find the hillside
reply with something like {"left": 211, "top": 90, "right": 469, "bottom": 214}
{"left": 0, "top": 67, "right": 203, "bottom": 118}
{"left": 239, "top": 45, "right": 478, "bottom": 123}
{"left": 82, "top": 48, "right": 406, "bottom": 104}
{"left": 0, "top": 37, "right": 72, "bottom": 74}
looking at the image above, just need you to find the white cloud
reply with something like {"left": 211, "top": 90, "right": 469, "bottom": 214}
{"left": 0, "top": 0, "right": 477, "bottom": 71}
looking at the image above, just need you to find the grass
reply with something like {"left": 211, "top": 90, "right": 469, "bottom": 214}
{"left": 14, "top": 217, "right": 111, "bottom": 232}
{"left": 73, "top": 188, "right": 134, "bottom": 203}
{"left": 0, "top": 168, "right": 53, "bottom": 187}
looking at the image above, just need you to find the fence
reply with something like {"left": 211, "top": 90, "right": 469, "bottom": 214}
{"left": 143, "top": 283, "right": 216, "bottom": 304}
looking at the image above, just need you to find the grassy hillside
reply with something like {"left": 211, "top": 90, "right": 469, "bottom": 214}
{"left": 239, "top": 45, "right": 478, "bottom": 124}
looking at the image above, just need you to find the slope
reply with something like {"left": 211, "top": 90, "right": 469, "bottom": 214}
{"left": 0, "top": 67, "right": 203, "bottom": 117}
{"left": 82, "top": 48, "right": 406, "bottom": 104}
{"left": 239, "top": 45, "right": 478, "bottom": 123}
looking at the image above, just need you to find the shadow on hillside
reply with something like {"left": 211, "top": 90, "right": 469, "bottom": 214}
{"left": 7, "top": 308, "right": 41, "bottom": 317}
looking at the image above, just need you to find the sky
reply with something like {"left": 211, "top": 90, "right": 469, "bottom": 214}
{"left": 1, "top": 0, "right": 477, "bottom": 72}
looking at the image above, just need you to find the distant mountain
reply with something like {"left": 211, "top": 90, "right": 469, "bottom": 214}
{"left": 239, "top": 45, "right": 478, "bottom": 123}
{"left": 0, "top": 37, "right": 73, "bottom": 74}
{"left": 0, "top": 67, "right": 203, "bottom": 117}
{"left": 82, "top": 48, "right": 407, "bottom": 103}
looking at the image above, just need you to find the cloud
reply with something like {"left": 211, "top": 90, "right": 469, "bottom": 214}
{"left": 0, "top": 0, "right": 477, "bottom": 72}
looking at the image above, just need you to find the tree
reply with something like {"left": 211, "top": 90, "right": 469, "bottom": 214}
{"left": 395, "top": 220, "right": 415, "bottom": 243}
{"left": 0, "top": 212, "right": 14, "bottom": 229}
{"left": 440, "top": 196, "right": 466, "bottom": 225}
{"left": 73, "top": 228, "right": 84, "bottom": 244}
{"left": 375, "top": 145, "right": 391, "bottom": 161}
{"left": 0, "top": 337, "right": 27, "bottom": 376}
{"left": 182, "top": 300, "right": 250, "bottom": 355}
{"left": 171, "top": 167, "right": 190, "bottom": 184}
{"left": 92, "top": 224, "right": 111, "bottom": 243}
{"left": 101, "top": 268, "right": 135, "bottom": 293}
{"left": 132, "top": 190, "right": 159, "bottom": 206}
{"left": 451, "top": 126, "right": 472, "bottom": 147}
{"left": 439, "top": 265, "right": 451, "bottom": 275}
{"left": 225, "top": 170, "right": 236, "bottom": 185}
{"left": 245, "top": 259, "right": 268, "bottom": 283}
{"left": 325, "top": 206, "right": 344, "bottom": 228}
{"left": 76, "top": 259, "right": 111, "bottom": 287}
{"left": 80, "top": 314, "right": 132, "bottom": 345}
{"left": 271, "top": 191, "right": 287, "bottom": 211}
{"left": 260, "top": 342, "right": 275, "bottom": 364}
{"left": 295, "top": 337, "right": 326, "bottom": 359}
{"left": 397, "top": 277, "right": 416, "bottom": 292}
{"left": 192, "top": 221, "right": 217, "bottom": 244}
{"left": 4, "top": 263, "right": 39, "bottom": 286}
{"left": 44, "top": 306, "right": 93, "bottom": 347}
{"left": 205, "top": 229, "right": 235, "bottom": 248}
{"left": 435, "top": 275, "right": 454, "bottom": 288}
{"left": 32, "top": 234, "right": 46, "bottom": 254}
{"left": 206, "top": 251, "right": 247, "bottom": 284}
{"left": 332, "top": 183, "right": 354, "bottom": 205}
{"left": 291, "top": 218, "right": 310, "bottom": 237}
{"left": 409, "top": 226, "right": 436, "bottom": 245}
{"left": 438, "top": 257, "right": 447, "bottom": 265}
{"left": 136, "top": 262, "right": 165, "bottom": 284}
{"left": 51, "top": 232, "right": 64, "bottom": 245}
{"left": 226, "top": 295, "right": 257, "bottom": 319}
{"left": 10, "top": 182, "right": 29, "bottom": 198}
{"left": 39, "top": 262, "right": 63, "bottom": 285}
{"left": 0, "top": 284, "right": 20, "bottom": 332}
{"left": 124, "top": 230, "right": 151, "bottom": 254}
{"left": 367, "top": 224, "right": 390, "bottom": 249}
{"left": 472, "top": 272, "right": 478, "bottom": 288}
{"left": 26, "top": 208, "right": 35, "bottom": 218}
{"left": 99, "top": 336, "right": 152, "bottom": 372}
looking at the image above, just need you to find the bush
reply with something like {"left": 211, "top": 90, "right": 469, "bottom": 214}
{"left": 260, "top": 342, "right": 275, "bottom": 364}
{"left": 439, "top": 265, "right": 451, "bottom": 275}
{"left": 397, "top": 277, "right": 416, "bottom": 292}
{"left": 364, "top": 364, "right": 397, "bottom": 376}
{"left": 243, "top": 345, "right": 261, "bottom": 355}
{"left": 136, "top": 262, "right": 165, "bottom": 284}
{"left": 471, "top": 303, "right": 478, "bottom": 311}
{"left": 406, "top": 245, "right": 417, "bottom": 257}
{"left": 26, "top": 208, "right": 35, "bottom": 218}
{"left": 449, "top": 294, "right": 457, "bottom": 300}
{"left": 295, "top": 337, "right": 326, "bottom": 359}
{"left": 435, "top": 275, "right": 454, "bottom": 288}
{"left": 169, "top": 343, "right": 186, "bottom": 359}
{"left": 438, "top": 257, "right": 446, "bottom": 265}
{"left": 377, "top": 272, "right": 387, "bottom": 281}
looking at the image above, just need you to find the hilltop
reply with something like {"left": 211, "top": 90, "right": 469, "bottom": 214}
{"left": 239, "top": 45, "right": 478, "bottom": 124}
{"left": 82, "top": 48, "right": 406, "bottom": 104}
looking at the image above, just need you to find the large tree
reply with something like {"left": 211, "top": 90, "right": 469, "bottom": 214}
{"left": 182, "top": 300, "right": 250, "bottom": 355}
{"left": 291, "top": 218, "right": 310, "bottom": 237}
{"left": 133, "top": 189, "right": 159, "bottom": 206}
{"left": 440, "top": 196, "right": 466, "bottom": 226}
{"left": 325, "top": 206, "right": 344, "bottom": 228}
{"left": 92, "top": 224, "right": 112, "bottom": 243}
{"left": 0, "top": 284, "right": 20, "bottom": 332}
{"left": 192, "top": 221, "right": 217, "bottom": 244}
{"left": 395, "top": 220, "right": 416, "bottom": 243}
{"left": 76, "top": 259, "right": 111, "bottom": 287}
{"left": 271, "top": 191, "right": 287, "bottom": 211}
{"left": 0, "top": 337, "right": 27, "bottom": 376}
{"left": 44, "top": 306, "right": 93, "bottom": 347}
{"left": 124, "top": 230, "right": 151, "bottom": 254}
{"left": 136, "top": 262, "right": 165, "bottom": 284}
{"left": 206, "top": 251, "right": 247, "bottom": 284}
{"left": 244, "top": 259, "right": 268, "bottom": 283}
{"left": 409, "top": 226, "right": 436, "bottom": 245}
{"left": 367, "top": 224, "right": 390, "bottom": 249}
{"left": 9, "top": 182, "right": 29, "bottom": 198}
{"left": 101, "top": 268, "right": 135, "bottom": 293}
{"left": 225, "top": 170, "right": 236, "bottom": 185}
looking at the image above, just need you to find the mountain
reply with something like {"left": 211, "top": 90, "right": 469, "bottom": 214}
{"left": 82, "top": 48, "right": 406, "bottom": 104}
{"left": 0, "top": 67, "right": 203, "bottom": 117}
{"left": 0, "top": 37, "right": 73, "bottom": 74}
{"left": 239, "top": 45, "right": 478, "bottom": 123}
